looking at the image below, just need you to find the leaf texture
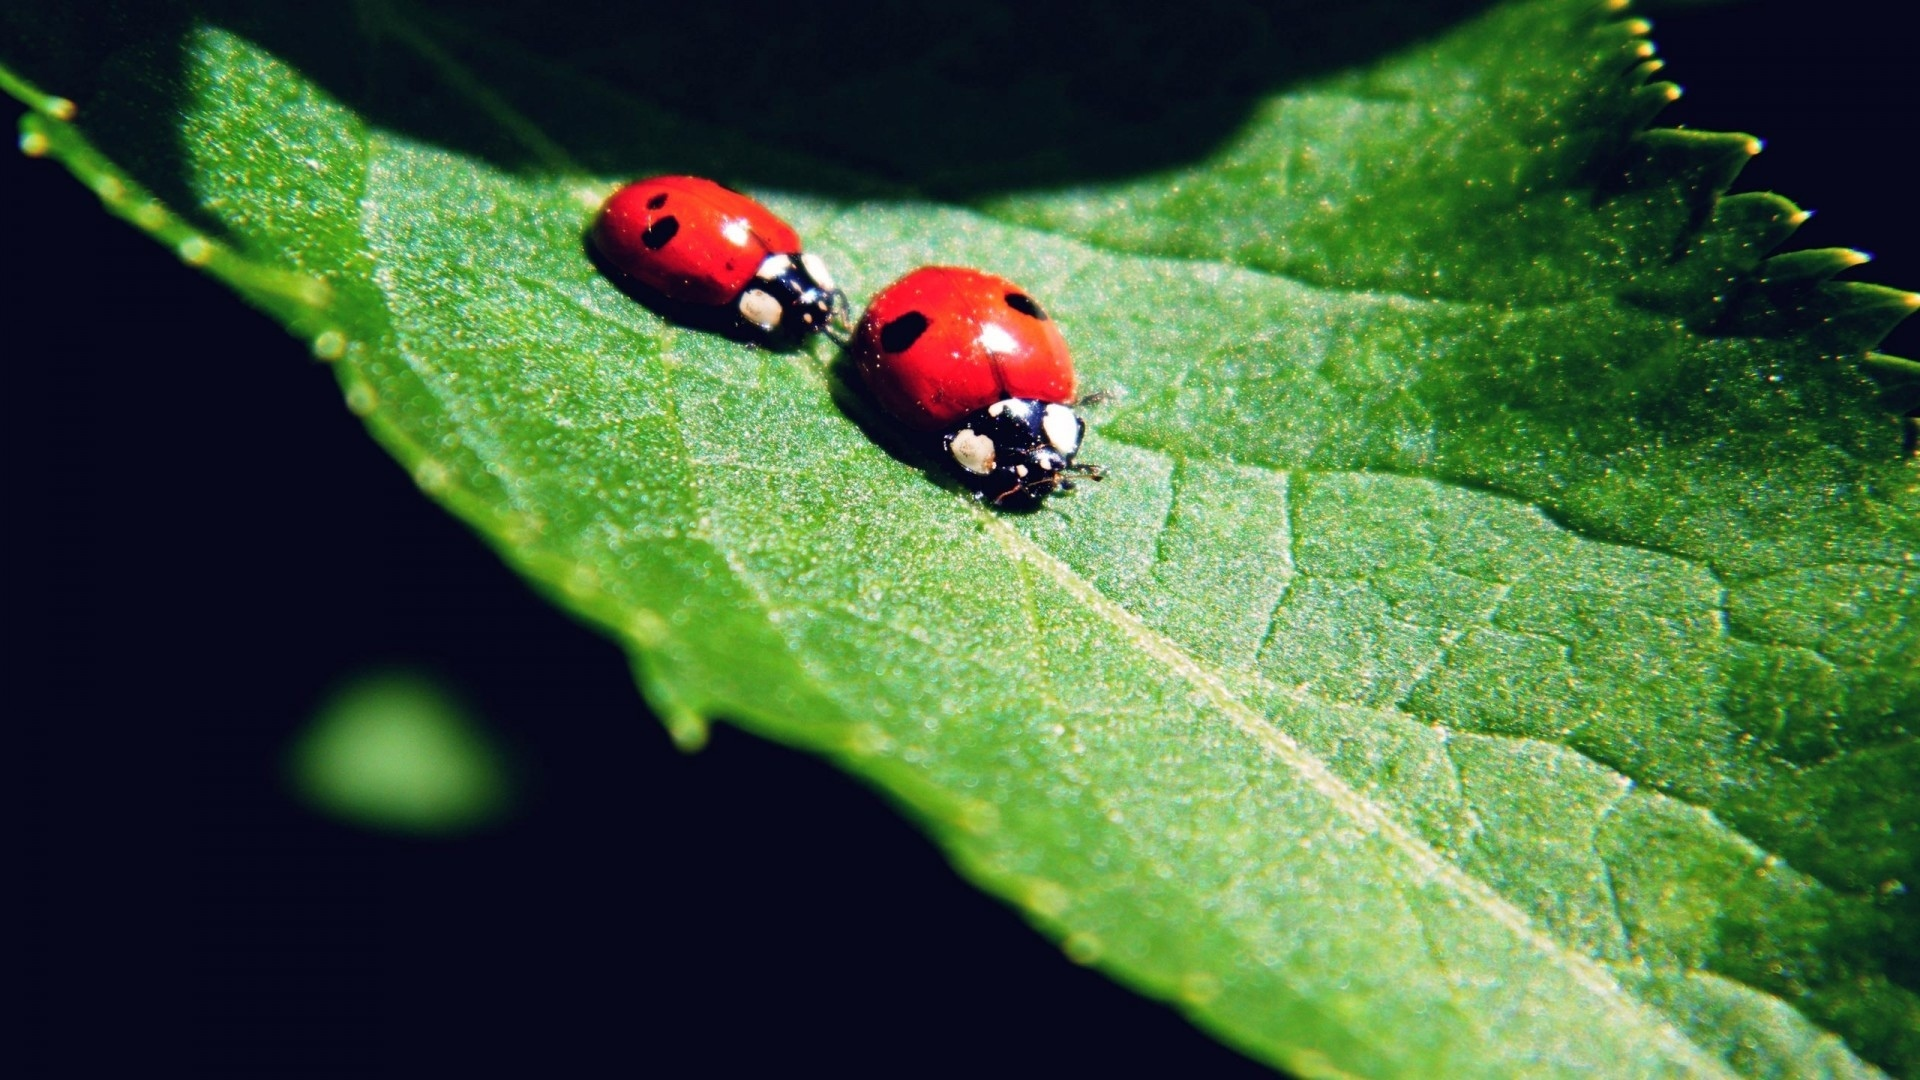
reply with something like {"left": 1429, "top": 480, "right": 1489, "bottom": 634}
{"left": 5, "top": 1, "right": 1914, "bottom": 1075}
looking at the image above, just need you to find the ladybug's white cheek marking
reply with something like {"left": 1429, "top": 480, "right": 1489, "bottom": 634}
{"left": 799, "top": 252, "right": 836, "bottom": 291}
{"left": 722, "top": 219, "right": 752, "bottom": 246}
{"left": 950, "top": 429, "right": 997, "bottom": 475}
{"left": 988, "top": 398, "right": 1032, "bottom": 420}
{"left": 976, "top": 323, "right": 1019, "bottom": 355}
{"left": 739, "top": 288, "right": 783, "bottom": 331}
{"left": 1042, "top": 404, "right": 1080, "bottom": 455}
{"left": 756, "top": 253, "right": 793, "bottom": 279}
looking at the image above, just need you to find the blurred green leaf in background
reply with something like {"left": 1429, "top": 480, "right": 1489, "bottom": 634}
{"left": 289, "top": 670, "right": 513, "bottom": 835}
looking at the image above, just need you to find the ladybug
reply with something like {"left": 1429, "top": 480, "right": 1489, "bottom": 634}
{"left": 592, "top": 175, "right": 842, "bottom": 344}
{"left": 853, "top": 266, "right": 1101, "bottom": 506}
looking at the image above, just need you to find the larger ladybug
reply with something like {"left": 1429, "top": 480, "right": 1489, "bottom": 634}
{"left": 853, "top": 267, "right": 1100, "bottom": 506}
{"left": 592, "top": 175, "right": 841, "bottom": 344}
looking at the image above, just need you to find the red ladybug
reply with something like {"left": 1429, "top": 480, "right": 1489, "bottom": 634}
{"left": 592, "top": 175, "right": 841, "bottom": 343}
{"left": 853, "top": 267, "right": 1101, "bottom": 506}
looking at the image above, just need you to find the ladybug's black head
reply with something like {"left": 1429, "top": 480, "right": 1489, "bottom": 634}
{"left": 737, "top": 252, "right": 844, "bottom": 345}
{"left": 941, "top": 398, "right": 1102, "bottom": 507}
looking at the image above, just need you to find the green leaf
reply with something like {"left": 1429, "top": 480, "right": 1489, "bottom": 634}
{"left": 8, "top": 1, "right": 1915, "bottom": 1075}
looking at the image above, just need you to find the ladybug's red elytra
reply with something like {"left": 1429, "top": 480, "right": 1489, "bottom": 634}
{"left": 853, "top": 266, "right": 1101, "bottom": 506}
{"left": 592, "top": 175, "right": 841, "bottom": 344}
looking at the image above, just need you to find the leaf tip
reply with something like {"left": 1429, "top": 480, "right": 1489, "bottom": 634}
{"left": 1839, "top": 248, "right": 1872, "bottom": 268}
{"left": 1061, "top": 931, "right": 1104, "bottom": 965}
{"left": 17, "top": 129, "right": 49, "bottom": 158}
{"left": 1023, "top": 878, "right": 1071, "bottom": 918}
{"left": 412, "top": 457, "right": 453, "bottom": 494}
{"left": 176, "top": 234, "right": 215, "bottom": 267}
{"left": 343, "top": 381, "right": 378, "bottom": 416}
{"left": 1759, "top": 246, "right": 1873, "bottom": 287}
{"left": 91, "top": 172, "right": 125, "bottom": 203}
{"left": 664, "top": 710, "right": 710, "bottom": 753}
{"left": 0, "top": 64, "right": 78, "bottom": 121}
{"left": 311, "top": 328, "right": 348, "bottom": 361}
{"left": 1821, "top": 282, "right": 1920, "bottom": 345}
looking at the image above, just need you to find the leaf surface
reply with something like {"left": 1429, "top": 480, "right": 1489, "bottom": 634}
{"left": 6, "top": 2, "right": 1915, "bottom": 1075}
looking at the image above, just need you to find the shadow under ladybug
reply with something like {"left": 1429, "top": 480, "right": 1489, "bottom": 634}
{"left": 824, "top": 348, "right": 1104, "bottom": 514}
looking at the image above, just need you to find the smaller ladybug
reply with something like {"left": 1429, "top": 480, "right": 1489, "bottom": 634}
{"left": 853, "top": 267, "right": 1102, "bottom": 506}
{"left": 592, "top": 175, "right": 842, "bottom": 344}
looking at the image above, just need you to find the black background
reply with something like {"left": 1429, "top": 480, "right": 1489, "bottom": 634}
{"left": 18, "top": 2, "right": 1916, "bottom": 1075}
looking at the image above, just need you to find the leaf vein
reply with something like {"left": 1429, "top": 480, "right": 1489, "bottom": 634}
{"left": 979, "top": 509, "right": 1737, "bottom": 1078}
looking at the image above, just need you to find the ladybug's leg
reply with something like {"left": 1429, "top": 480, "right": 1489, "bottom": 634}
{"left": 824, "top": 289, "right": 855, "bottom": 347}
{"left": 992, "top": 476, "right": 1045, "bottom": 506}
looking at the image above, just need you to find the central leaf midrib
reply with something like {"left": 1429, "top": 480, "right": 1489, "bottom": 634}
{"left": 976, "top": 509, "right": 1737, "bottom": 1077}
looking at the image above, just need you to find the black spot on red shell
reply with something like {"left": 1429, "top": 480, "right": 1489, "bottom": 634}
{"left": 879, "top": 311, "right": 930, "bottom": 353}
{"left": 646, "top": 192, "right": 668, "bottom": 209}
{"left": 1005, "top": 292, "right": 1047, "bottom": 320}
{"left": 641, "top": 216, "right": 679, "bottom": 250}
